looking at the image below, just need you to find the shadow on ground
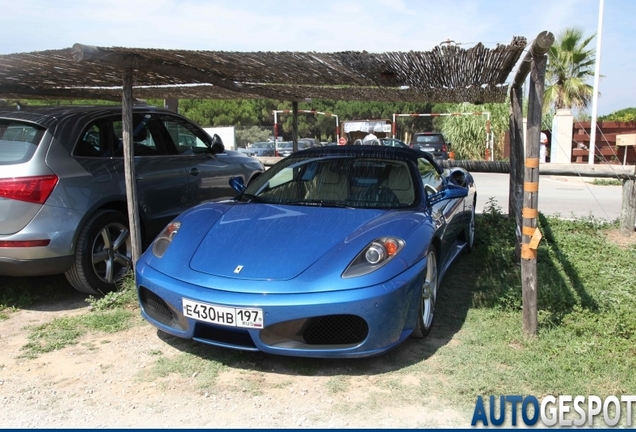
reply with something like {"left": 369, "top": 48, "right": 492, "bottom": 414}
{"left": 0, "top": 274, "right": 88, "bottom": 312}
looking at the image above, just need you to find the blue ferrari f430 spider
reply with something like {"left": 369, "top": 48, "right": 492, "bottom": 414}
{"left": 136, "top": 145, "right": 476, "bottom": 358}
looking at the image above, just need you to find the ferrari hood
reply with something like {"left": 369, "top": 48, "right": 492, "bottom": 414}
{"left": 189, "top": 203, "right": 383, "bottom": 280}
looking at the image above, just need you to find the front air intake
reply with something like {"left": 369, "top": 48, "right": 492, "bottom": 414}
{"left": 303, "top": 315, "right": 368, "bottom": 345}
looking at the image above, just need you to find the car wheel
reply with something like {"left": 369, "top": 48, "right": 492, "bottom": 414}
{"left": 411, "top": 247, "right": 438, "bottom": 338}
{"left": 464, "top": 203, "right": 476, "bottom": 254}
{"left": 65, "top": 210, "right": 132, "bottom": 295}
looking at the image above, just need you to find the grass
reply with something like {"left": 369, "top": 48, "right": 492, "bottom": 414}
{"left": 140, "top": 348, "right": 227, "bottom": 389}
{"left": 430, "top": 199, "right": 636, "bottom": 408}
{"left": 591, "top": 178, "right": 623, "bottom": 186}
{"left": 325, "top": 376, "right": 350, "bottom": 394}
{"left": 18, "top": 276, "right": 139, "bottom": 359}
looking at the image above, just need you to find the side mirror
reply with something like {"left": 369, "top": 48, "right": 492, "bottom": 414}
{"left": 229, "top": 176, "right": 246, "bottom": 193}
{"left": 208, "top": 134, "right": 225, "bottom": 154}
{"left": 428, "top": 184, "right": 468, "bottom": 205}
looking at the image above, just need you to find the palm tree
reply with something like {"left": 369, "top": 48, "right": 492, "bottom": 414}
{"left": 543, "top": 27, "right": 596, "bottom": 113}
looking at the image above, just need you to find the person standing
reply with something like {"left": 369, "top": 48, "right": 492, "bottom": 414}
{"left": 540, "top": 132, "right": 548, "bottom": 163}
{"left": 363, "top": 132, "right": 377, "bottom": 142}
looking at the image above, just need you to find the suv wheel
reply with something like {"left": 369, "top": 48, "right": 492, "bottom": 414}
{"left": 65, "top": 210, "right": 132, "bottom": 295}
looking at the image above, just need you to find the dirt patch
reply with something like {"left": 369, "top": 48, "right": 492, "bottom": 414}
{"left": 605, "top": 228, "right": 636, "bottom": 248}
{"left": 0, "top": 298, "right": 470, "bottom": 428}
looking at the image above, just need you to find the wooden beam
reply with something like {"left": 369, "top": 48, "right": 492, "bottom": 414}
{"left": 71, "top": 43, "right": 304, "bottom": 102}
{"left": 0, "top": 85, "right": 122, "bottom": 101}
{"left": 122, "top": 69, "right": 142, "bottom": 274}
{"left": 512, "top": 31, "right": 554, "bottom": 89}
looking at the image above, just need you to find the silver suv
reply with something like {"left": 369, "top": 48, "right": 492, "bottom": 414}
{"left": 0, "top": 105, "right": 264, "bottom": 295}
{"left": 409, "top": 132, "right": 450, "bottom": 160}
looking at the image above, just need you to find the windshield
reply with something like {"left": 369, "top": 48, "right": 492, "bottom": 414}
{"left": 251, "top": 142, "right": 271, "bottom": 148}
{"left": 240, "top": 154, "right": 416, "bottom": 209}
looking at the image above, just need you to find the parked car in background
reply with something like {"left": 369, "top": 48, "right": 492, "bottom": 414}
{"left": 237, "top": 147, "right": 256, "bottom": 157}
{"left": 301, "top": 138, "right": 319, "bottom": 148}
{"left": 136, "top": 145, "right": 476, "bottom": 358}
{"left": 0, "top": 105, "right": 264, "bottom": 295}
{"left": 410, "top": 132, "right": 450, "bottom": 160}
{"left": 275, "top": 141, "right": 287, "bottom": 153}
{"left": 380, "top": 138, "right": 409, "bottom": 148}
{"left": 277, "top": 140, "right": 312, "bottom": 157}
{"left": 248, "top": 141, "right": 276, "bottom": 157}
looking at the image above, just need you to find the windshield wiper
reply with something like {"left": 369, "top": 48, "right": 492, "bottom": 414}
{"left": 237, "top": 193, "right": 268, "bottom": 203}
{"left": 284, "top": 200, "right": 352, "bottom": 209}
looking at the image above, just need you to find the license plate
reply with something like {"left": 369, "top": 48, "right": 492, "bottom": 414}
{"left": 422, "top": 147, "right": 435, "bottom": 152}
{"left": 182, "top": 298, "right": 264, "bottom": 329}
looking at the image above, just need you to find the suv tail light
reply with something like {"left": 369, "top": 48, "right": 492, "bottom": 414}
{"left": 0, "top": 239, "right": 51, "bottom": 247}
{"left": 0, "top": 175, "right": 59, "bottom": 204}
{"left": 442, "top": 144, "right": 448, "bottom": 152}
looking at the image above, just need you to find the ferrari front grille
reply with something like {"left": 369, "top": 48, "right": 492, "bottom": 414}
{"left": 139, "top": 287, "right": 174, "bottom": 325}
{"left": 303, "top": 315, "right": 368, "bottom": 345}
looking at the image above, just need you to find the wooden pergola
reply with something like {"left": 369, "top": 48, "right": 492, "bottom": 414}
{"left": 0, "top": 34, "right": 552, "bottom": 334}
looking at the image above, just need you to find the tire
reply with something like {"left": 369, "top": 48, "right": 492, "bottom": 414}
{"left": 65, "top": 210, "right": 132, "bottom": 296}
{"left": 464, "top": 203, "right": 476, "bottom": 254}
{"left": 411, "top": 247, "right": 438, "bottom": 338}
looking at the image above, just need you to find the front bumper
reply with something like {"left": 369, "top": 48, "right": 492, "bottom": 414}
{"left": 136, "top": 259, "right": 425, "bottom": 358}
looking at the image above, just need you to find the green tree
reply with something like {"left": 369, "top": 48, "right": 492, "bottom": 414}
{"left": 440, "top": 102, "right": 509, "bottom": 160}
{"left": 599, "top": 107, "right": 636, "bottom": 122}
{"left": 544, "top": 27, "right": 596, "bottom": 113}
{"left": 235, "top": 126, "right": 271, "bottom": 148}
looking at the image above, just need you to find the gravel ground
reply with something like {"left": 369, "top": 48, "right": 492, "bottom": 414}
{"left": 0, "top": 296, "right": 470, "bottom": 428}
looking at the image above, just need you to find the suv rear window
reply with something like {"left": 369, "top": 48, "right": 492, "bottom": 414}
{"left": 415, "top": 134, "right": 444, "bottom": 143}
{"left": 0, "top": 120, "right": 46, "bottom": 164}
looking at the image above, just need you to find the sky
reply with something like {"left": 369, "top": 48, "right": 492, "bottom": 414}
{"left": 1, "top": 0, "right": 634, "bottom": 116}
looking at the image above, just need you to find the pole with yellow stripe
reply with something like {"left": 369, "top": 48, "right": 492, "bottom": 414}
{"left": 521, "top": 45, "right": 549, "bottom": 336}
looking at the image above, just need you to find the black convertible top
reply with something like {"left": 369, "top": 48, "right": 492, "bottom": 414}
{"left": 289, "top": 144, "right": 442, "bottom": 173}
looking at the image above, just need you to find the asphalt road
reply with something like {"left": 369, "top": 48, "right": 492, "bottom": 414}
{"left": 472, "top": 172, "right": 624, "bottom": 221}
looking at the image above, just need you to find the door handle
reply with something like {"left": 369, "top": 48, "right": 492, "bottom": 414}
{"left": 189, "top": 168, "right": 199, "bottom": 176}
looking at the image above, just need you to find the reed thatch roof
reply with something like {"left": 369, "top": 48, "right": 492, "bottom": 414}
{"left": 0, "top": 37, "right": 527, "bottom": 104}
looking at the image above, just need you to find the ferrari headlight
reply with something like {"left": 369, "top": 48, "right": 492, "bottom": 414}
{"left": 365, "top": 242, "right": 386, "bottom": 264}
{"left": 152, "top": 221, "right": 181, "bottom": 258}
{"left": 343, "top": 237, "right": 404, "bottom": 278}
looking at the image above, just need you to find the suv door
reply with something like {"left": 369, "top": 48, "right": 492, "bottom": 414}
{"left": 110, "top": 113, "right": 191, "bottom": 241}
{"left": 156, "top": 113, "right": 238, "bottom": 203}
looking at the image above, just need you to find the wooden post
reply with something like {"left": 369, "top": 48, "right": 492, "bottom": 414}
{"left": 620, "top": 178, "right": 636, "bottom": 237}
{"left": 164, "top": 98, "right": 178, "bottom": 113}
{"left": 292, "top": 101, "right": 298, "bottom": 153}
{"left": 521, "top": 54, "right": 547, "bottom": 336}
{"left": 509, "top": 31, "right": 554, "bottom": 336}
{"left": 122, "top": 69, "right": 142, "bottom": 273}
{"left": 509, "top": 85, "right": 524, "bottom": 261}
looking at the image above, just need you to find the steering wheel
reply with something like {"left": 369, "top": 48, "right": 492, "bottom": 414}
{"left": 349, "top": 185, "right": 399, "bottom": 206}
